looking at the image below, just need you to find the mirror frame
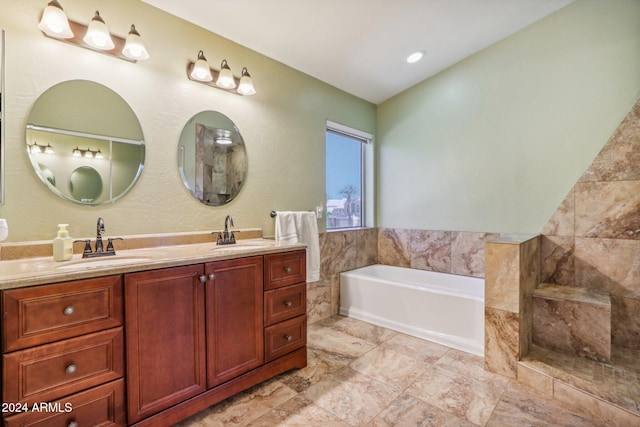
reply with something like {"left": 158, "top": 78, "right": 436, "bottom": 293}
{"left": 1, "top": 30, "right": 6, "bottom": 205}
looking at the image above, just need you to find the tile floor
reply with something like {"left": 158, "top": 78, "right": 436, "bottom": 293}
{"left": 176, "top": 316, "right": 631, "bottom": 426}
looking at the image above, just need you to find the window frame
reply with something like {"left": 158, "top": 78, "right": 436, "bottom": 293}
{"left": 325, "top": 121, "right": 374, "bottom": 230}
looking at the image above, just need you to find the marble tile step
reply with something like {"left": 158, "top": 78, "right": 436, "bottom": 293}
{"left": 519, "top": 345, "right": 640, "bottom": 422}
{"left": 533, "top": 284, "right": 611, "bottom": 363}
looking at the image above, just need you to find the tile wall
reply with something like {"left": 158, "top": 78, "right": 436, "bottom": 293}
{"left": 541, "top": 99, "right": 640, "bottom": 350}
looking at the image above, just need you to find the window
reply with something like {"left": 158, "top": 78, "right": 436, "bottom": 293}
{"left": 325, "top": 121, "right": 373, "bottom": 230}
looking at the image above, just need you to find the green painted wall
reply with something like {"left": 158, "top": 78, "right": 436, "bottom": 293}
{"left": 0, "top": 0, "right": 375, "bottom": 241}
{"left": 377, "top": 0, "right": 640, "bottom": 233}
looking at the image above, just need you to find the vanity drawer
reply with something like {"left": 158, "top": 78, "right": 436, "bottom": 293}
{"left": 263, "top": 250, "right": 306, "bottom": 290}
{"left": 3, "top": 327, "right": 124, "bottom": 406}
{"left": 3, "top": 275, "right": 123, "bottom": 352}
{"left": 4, "top": 378, "right": 126, "bottom": 427}
{"left": 264, "top": 283, "right": 306, "bottom": 326}
{"left": 264, "top": 315, "right": 307, "bottom": 362}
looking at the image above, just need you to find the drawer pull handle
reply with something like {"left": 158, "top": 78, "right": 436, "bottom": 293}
{"left": 199, "top": 275, "right": 207, "bottom": 283}
{"left": 209, "top": 273, "right": 216, "bottom": 280}
{"left": 284, "top": 334, "right": 292, "bottom": 341}
{"left": 284, "top": 300, "right": 292, "bottom": 307}
{"left": 65, "top": 364, "right": 77, "bottom": 374}
{"left": 284, "top": 266, "right": 292, "bottom": 272}
{"left": 68, "top": 422, "right": 79, "bottom": 427}
{"left": 63, "top": 306, "right": 75, "bottom": 316}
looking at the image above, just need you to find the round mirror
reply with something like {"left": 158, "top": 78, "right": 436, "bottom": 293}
{"left": 25, "top": 80, "right": 145, "bottom": 205}
{"left": 178, "top": 111, "right": 247, "bottom": 205}
{"left": 69, "top": 166, "right": 103, "bottom": 202}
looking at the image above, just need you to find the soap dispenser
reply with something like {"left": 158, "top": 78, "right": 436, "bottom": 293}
{"left": 53, "top": 224, "right": 73, "bottom": 261}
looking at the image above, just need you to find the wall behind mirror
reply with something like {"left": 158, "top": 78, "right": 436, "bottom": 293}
{"left": 0, "top": 0, "right": 375, "bottom": 241}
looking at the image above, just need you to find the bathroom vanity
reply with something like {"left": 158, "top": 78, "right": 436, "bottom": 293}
{"left": 0, "top": 239, "right": 307, "bottom": 426}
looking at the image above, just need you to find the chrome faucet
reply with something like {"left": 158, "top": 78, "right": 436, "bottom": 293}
{"left": 75, "top": 217, "right": 123, "bottom": 258}
{"left": 95, "top": 217, "right": 105, "bottom": 252}
{"left": 216, "top": 215, "right": 237, "bottom": 245}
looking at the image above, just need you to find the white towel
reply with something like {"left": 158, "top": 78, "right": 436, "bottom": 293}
{"left": 275, "top": 211, "right": 320, "bottom": 283}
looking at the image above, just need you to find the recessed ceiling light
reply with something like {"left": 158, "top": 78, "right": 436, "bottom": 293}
{"left": 406, "top": 51, "right": 424, "bottom": 64}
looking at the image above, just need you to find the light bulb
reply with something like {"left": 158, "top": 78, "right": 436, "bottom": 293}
{"left": 190, "top": 50, "right": 213, "bottom": 82}
{"left": 83, "top": 11, "right": 114, "bottom": 50}
{"left": 123, "top": 25, "right": 149, "bottom": 60}
{"left": 38, "top": 0, "right": 74, "bottom": 39}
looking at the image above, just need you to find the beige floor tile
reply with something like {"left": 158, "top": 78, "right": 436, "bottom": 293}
{"left": 380, "top": 332, "right": 450, "bottom": 365}
{"left": 246, "top": 395, "right": 350, "bottom": 427}
{"left": 302, "top": 366, "right": 400, "bottom": 426}
{"left": 368, "top": 393, "right": 475, "bottom": 427}
{"left": 349, "top": 346, "right": 426, "bottom": 391}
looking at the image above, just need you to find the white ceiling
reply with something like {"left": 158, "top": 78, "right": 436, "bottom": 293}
{"left": 141, "top": 0, "right": 574, "bottom": 104}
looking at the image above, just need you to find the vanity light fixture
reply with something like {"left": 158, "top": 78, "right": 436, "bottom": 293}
{"left": 237, "top": 68, "right": 256, "bottom": 96}
{"left": 122, "top": 25, "right": 150, "bottom": 61}
{"left": 187, "top": 51, "right": 256, "bottom": 96}
{"left": 189, "top": 50, "right": 214, "bottom": 82}
{"left": 38, "top": 0, "right": 74, "bottom": 39}
{"left": 37, "top": 1, "right": 149, "bottom": 63}
{"left": 216, "top": 60, "right": 236, "bottom": 89}
{"left": 29, "top": 142, "right": 54, "bottom": 154}
{"left": 83, "top": 11, "right": 114, "bottom": 50}
{"left": 72, "top": 147, "right": 103, "bottom": 159}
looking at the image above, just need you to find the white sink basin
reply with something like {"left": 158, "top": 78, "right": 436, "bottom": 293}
{"left": 56, "top": 256, "right": 153, "bottom": 270}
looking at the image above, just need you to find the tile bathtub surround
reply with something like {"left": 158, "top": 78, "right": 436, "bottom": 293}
{"left": 484, "top": 235, "right": 540, "bottom": 378}
{"left": 378, "top": 228, "right": 497, "bottom": 278}
{"left": 175, "top": 316, "right": 632, "bottom": 426}
{"left": 541, "top": 98, "right": 640, "bottom": 350}
{"left": 312, "top": 228, "right": 378, "bottom": 323}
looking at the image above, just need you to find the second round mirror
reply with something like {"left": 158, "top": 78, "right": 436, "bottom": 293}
{"left": 178, "top": 111, "right": 247, "bottom": 205}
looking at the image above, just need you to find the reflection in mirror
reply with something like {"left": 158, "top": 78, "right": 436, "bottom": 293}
{"left": 69, "top": 166, "right": 103, "bottom": 202}
{"left": 25, "top": 80, "right": 145, "bottom": 205}
{"left": 178, "top": 111, "right": 247, "bottom": 205}
{"left": 1, "top": 30, "right": 5, "bottom": 204}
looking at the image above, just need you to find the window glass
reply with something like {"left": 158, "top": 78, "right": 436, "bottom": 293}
{"left": 326, "top": 129, "right": 365, "bottom": 229}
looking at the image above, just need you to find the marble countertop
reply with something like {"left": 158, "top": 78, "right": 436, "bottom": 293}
{"left": 0, "top": 238, "right": 306, "bottom": 290}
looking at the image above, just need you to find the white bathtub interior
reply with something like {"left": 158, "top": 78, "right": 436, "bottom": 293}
{"left": 339, "top": 264, "right": 485, "bottom": 356}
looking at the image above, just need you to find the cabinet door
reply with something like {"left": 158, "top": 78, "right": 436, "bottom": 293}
{"left": 206, "top": 256, "right": 264, "bottom": 388}
{"left": 125, "top": 265, "right": 206, "bottom": 424}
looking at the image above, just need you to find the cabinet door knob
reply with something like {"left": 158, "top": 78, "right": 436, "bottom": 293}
{"left": 68, "top": 422, "right": 79, "bottom": 427}
{"left": 209, "top": 273, "right": 216, "bottom": 280}
{"left": 284, "top": 335, "right": 292, "bottom": 341}
{"left": 65, "top": 364, "right": 77, "bottom": 374}
{"left": 199, "top": 275, "right": 207, "bottom": 283}
{"left": 63, "top": 306, "right": 75, "bottom": 316}
{"left": 284, "top": 300, "right": 292, "bottom": 307}
{"left": 284, "top": 266, "right": 292, "bottom": 273}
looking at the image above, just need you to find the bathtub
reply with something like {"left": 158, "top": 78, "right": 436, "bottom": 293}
{"left": 339, "top": 265, "right": 485, "bottom": 356}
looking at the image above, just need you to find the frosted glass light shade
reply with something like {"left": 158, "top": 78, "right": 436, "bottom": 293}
{"left": 216, "top": 60, "right": 236, "bottom": 89}
{"left": 237, "top": 67, "right": 256, "bottom": 95}
{"left": 38, "top": 0, "right": 74, "bottom": 39}
{"left": 123, "top": 25, "right": 149, "bottom": 60}
{"left": 190, "top": 50, "right": 213, "bottom": 82}
{"left": 83, "top": 11, "right": 114, "bottom": 50}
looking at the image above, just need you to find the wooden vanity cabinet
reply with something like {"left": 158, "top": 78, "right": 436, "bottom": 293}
{"left": 1, "top": 276, "right": 125, "bottom": 426}
{"left": 124, "top": 264, "right": 207, "bottom": 424}
{"left": 2, "top": 249, "right": 307, "bottom": 427}
{"left": 205, "top": 256, "right": 264, "bottom": 388}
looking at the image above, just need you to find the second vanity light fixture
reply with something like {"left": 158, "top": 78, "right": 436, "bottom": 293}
{"left": 187, "top": 50, "right": 256, "bottom": 96}
{"left": 37, "top": 0, "right": 149, "bottom": 62}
